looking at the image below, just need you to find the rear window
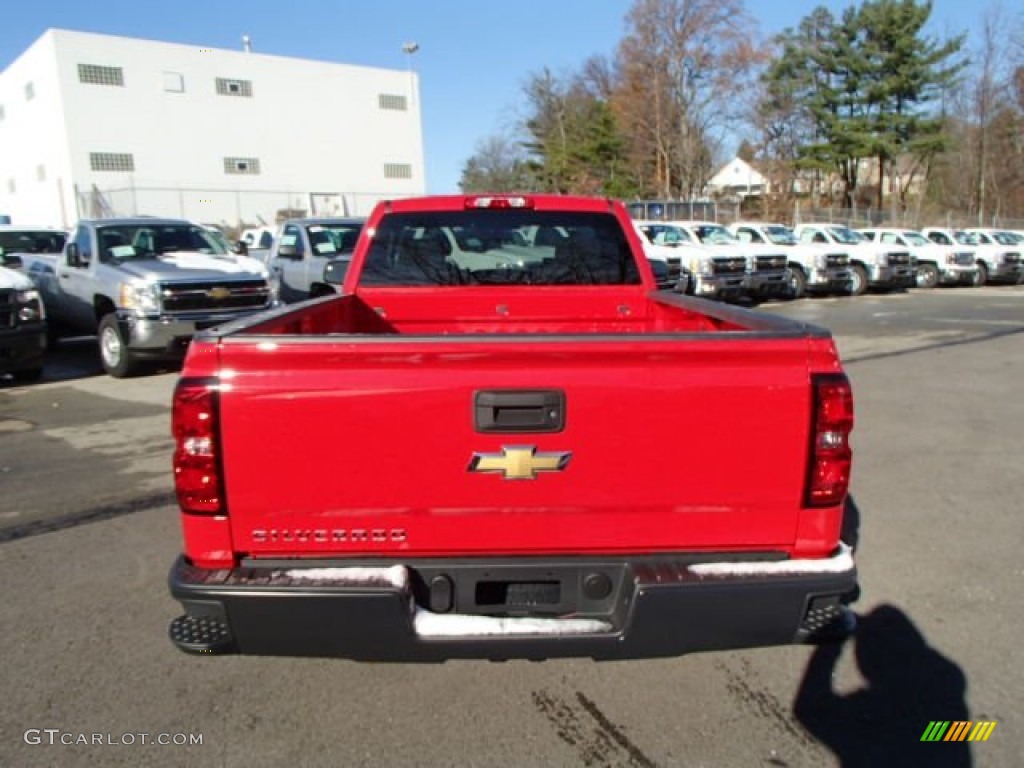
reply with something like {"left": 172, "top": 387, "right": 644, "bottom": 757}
{"left": 360, "top": 211, "right": 641, "bottom": 286}
{"left": 0, "top": 230, "right": 66, "bottom": 254}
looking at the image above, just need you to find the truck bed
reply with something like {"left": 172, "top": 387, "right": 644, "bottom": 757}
{"left": 185, "top": 289, "right": 842, "bottom": 562}
{"left": 234, "top": 286, "right": 785, "bottom": 336}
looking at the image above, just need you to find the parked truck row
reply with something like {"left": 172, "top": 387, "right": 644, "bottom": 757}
{"left": 1, "top": 215, "right": 1021, "bottom": 381}
{"left": 631, "top": 220, "right": 1022, "bottom": 301}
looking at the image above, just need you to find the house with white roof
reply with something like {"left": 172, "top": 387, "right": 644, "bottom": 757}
{"left": 706, "top": 157, "right": 769, "bottom": 198}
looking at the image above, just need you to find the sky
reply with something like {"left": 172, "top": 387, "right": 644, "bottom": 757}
{"left": 0, "top": 0, "right": 1007, "bottom": 195}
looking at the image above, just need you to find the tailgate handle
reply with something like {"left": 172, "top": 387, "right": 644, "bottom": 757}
{"left": 474, "top": 390, "right": 565, "bottom": 433}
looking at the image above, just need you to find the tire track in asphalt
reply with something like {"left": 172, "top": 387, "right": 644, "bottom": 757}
{"left": 532, "top": 688, "right": 658, "bottom": 768}
{"left": 0, "top": 491, "right": 175, "bottom": 544}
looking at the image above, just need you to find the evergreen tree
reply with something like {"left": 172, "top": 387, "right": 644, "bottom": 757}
{"left": 759, "top": 0, "right": 963, "bottom": 208}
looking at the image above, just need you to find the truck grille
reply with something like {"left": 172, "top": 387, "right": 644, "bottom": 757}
{"left": 754, "top": 254, "right": 787, "bottom": 271}
{"left": 887, "top": 251, "right": 912, "bottom": 266}
{"left": 826, "top": 253, "right": 849, "bottom": 268}
{"left": 711, "top": 257, "right": 746, "bottom": 276}
{"left": 0, "top": 289, "right": 14, "bottom": 328}
{"left": 664, "top": 256, "right": 682, "bottom": 279}
{"left": 954, "top": 252, "right": 974, "bottom": 266}
{"left": 160, "top": 280, "right": 270, "bottom": 314}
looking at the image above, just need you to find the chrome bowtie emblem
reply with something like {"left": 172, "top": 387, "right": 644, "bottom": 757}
{"left": 468, "top": 445, "right": 572, "bottom": 480}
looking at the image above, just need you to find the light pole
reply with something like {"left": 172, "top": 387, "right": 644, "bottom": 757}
{"left": 402, "top": 42, "right": 419, "bottom": 107}
{"left": 401, "top": 42, "right": 422, "bottom": 190}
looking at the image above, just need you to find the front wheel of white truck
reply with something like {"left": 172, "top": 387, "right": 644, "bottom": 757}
{"left": 98, "top": 314, "right": 142, "bottom": 378}
{"left": 846, "top": 264, "right": 869, "bottom": 296}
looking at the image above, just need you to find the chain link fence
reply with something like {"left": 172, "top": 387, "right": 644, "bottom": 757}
{"left": 625, "top": 197, "right": 1024, "bottom": 232}
{"left": 791, "top": 204, "right": 1024, "bottom": 232}
{"left": 74, "top": 184, "right": 399, "bottom": 236}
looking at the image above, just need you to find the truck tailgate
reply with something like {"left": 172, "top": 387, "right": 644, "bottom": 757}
{"left": 216, "top": 336, "right": 813, "bottom": 557}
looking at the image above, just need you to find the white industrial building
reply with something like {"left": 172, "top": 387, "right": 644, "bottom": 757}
{"left": 0, "top": 29, "right": 425, "bottom": 229}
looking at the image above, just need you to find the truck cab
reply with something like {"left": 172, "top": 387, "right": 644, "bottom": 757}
{"left": 267, "top": 218, "right": 365, "bottom": 302}
{"left": 793, "top": 223, "right": 915, "bottom": 295}
{"left": 730, "top": 222, "right": 851, "bottom": 298}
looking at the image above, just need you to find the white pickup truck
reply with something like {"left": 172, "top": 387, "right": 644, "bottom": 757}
{"left": 793, "top": 223, "right": 915, "bottom": 295}
{"left": 261, "top": 217, "right": 365, "bottom": 303}
{"left": 730, "top": 222, "right": 851, "bottom": 298}
{"left": 668, "top": 221, "right": 790, "bottom": 301}
{"left": 858, "top": 227, "right": 977, "bottom": 289}
{"left": 633, "top": 221, "right": 746, "bottom": 300}
{"left": 22, "top": 217, "right": 279, "bottom": 377}
{"left": 960, "top": 229, "right": 1023, "bottom": 285}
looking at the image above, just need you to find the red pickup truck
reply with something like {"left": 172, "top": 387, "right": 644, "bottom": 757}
{"left": 168, "top": 194, "right": 856, "bottom": 661}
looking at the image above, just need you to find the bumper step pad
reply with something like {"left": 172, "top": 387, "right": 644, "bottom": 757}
{"left": 169, "top": 614, "right": 235, "bottom": 654}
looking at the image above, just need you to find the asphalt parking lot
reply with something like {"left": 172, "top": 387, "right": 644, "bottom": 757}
{"left": 1, "top": 285, "right": 1022, "bottom": 767}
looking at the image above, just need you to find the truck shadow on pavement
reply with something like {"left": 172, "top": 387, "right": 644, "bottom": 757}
{"left": 793, "top": 497, "right": 974, "bottom": 765}
{"left": 793, "top": 605, "right": 972, "bottom": 766}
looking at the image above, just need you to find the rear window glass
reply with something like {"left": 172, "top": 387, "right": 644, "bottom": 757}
{"left": 0, "top": 230, "right": 66, "bottom": 254}
{"left": 360, "top": 211, "right": 641, "bottom": 287}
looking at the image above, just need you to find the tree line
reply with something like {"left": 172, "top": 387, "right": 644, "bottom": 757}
{"left": 459, "top": 0, "right": 1024, "bottom": 222}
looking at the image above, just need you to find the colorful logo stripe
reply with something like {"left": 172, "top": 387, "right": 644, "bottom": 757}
{"left": 921, "top": 721, "right": 997, "bottom": 742}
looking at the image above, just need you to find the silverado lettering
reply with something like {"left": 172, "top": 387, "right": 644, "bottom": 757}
{"left": 168, "top": 194, "right": 857, "bottom": 662}
{"left": 251, "top": 528, "right": 408, "bottom": 544}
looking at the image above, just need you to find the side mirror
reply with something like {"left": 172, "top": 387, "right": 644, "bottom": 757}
{"left": 276, "top": 244, "right": 300, "bottom": 260}
{"left": 66, "top": 243, "right": 81, "bottom": 267}
{"left": 233, "top": 241, "right": 249, "bottom": 256}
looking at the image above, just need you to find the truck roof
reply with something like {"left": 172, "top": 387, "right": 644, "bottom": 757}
{"left": 0, "top": 224, "right": 66, "bottom": 232}
{"left": 280, "top": 217, "right": 366, "bottom": 226}
{"left": 77, "top": 217, "right": 196, "bottom": 227}
{"left": 379, "top": 194, "right": 620, "bottom": 214}
{"left": 794, "top": 223, "right": 855, "bottom": 228}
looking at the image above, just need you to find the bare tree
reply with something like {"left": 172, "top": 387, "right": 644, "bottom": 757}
{"left": 458, "top": 134, "right": 534, "bottom": 193}
{"left": 613, "top": 0, "right": 767, "bottom": 199}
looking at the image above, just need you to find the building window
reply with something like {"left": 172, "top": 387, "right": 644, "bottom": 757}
{"left": 224, "top": 157, "right": 260, "bottom": 175}
{"left": 163, "top": 72, "right": 185, "bottom": 93}
{"left": 216, "top": 78, "right": 253, "bottom": 97}
{"left": 78, "top": 64, "right": 125, "bottom": 87}
{"left": 90, "top": 152, "right": 135, "bottom": 172}
{"left": 378, "top": 93, "right": 407, "bottom": 111}
{"left": 25, "top": 82, "right": 35, "bottom": 101}
{"left": 36, "top": 165, "right": 46, "bottom": 182}
{"left": 383, "top": 163, "right": 413, "bottom": 180}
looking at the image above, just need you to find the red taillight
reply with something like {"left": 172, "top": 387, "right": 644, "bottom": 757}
{"left": 805, "top": 373, "right": 854, "bottom": 507}
{"left": 464, "top": 195, "right": 534, "bottom": 209}
{"left": 173, "top": 379, "right": 222, "bottom": 514}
